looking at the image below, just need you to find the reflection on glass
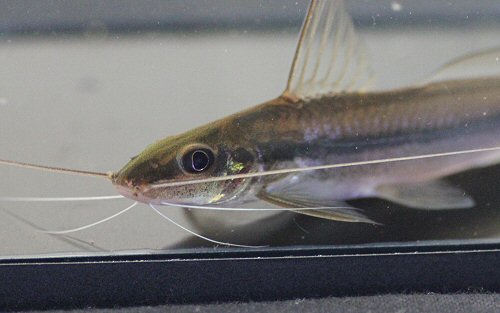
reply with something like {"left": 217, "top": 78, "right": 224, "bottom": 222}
{"left": 0, "top": 0, "right": 499, "bottom": 257}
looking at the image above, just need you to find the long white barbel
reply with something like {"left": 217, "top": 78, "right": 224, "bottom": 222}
{"left": 40, "top": 201, "right": 138, "bottom": 234}
{"left": 0, "top": 195, "right": 125, "bottom": 202}
{"left": 149, "top": 204, "right": 267, "bottom": 248}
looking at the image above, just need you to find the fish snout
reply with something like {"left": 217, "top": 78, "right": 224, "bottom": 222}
{"left": 113, "top": 174, "right": 150, "bottom": 202}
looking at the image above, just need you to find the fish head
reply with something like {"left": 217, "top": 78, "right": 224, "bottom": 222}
{"left": 112, "top": 125, "right": 257, "bottom": 206}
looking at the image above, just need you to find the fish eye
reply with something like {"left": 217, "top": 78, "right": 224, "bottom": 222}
{"left": 181, "top": 148, "right": 214, "bottom": 173}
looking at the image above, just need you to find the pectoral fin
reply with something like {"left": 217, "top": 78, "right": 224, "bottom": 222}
{"left": 376, "top": 180, "right": 475, "bottom": 210}
{"left": 294, "top": 207, "right": 379, "bottom": 224}
{"left": 258, "top": 182, "right": 377, "bottom": 224}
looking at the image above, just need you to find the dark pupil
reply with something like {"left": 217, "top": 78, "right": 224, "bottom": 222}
{"left": 182, "top": 148, "right": 214, "bottom": 173}
{"left": 191, "top": 150, "right": 210, "bottom": 171}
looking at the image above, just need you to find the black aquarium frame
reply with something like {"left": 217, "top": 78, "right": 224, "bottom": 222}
{"left": 1, "top": 241, "right": 499, "bottom": 311}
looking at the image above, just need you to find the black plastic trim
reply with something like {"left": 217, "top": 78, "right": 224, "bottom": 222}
{"left": 1, "top": 242, "right": 499, "bottom": 311}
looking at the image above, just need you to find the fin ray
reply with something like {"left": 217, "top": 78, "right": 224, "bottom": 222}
{"left": 284, "top": 0, "right": 375, "bottom": 100}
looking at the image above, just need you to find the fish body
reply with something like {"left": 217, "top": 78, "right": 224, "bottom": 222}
{"left": 114, "top": 76, "right": 500, "bottom": 216}
{"left": 111, "top": 0, "right": 500, "bottom": 222}
{"left": 245, "top": 77, "right": 500, "bottom": 199}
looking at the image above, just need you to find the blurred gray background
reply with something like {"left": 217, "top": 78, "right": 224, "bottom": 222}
{"left": 0, "top": 0, "right": 499, "bottom": 257}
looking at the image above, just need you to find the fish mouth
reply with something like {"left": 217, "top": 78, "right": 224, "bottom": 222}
{"left": 112, "top": 171, "right": 147, "bottom": 202}
{"left": 114, "top": 183, "right": 160, "bottom": 204}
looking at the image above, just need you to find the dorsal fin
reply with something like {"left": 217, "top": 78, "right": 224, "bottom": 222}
{"left": 283, "top": 0, "right": 375, "bottom": 101}
{"left": 427, "top": 47, "right": 500, "bottom": 83}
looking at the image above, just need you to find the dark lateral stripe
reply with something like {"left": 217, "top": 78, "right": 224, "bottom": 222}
{"left": 256, "top": 115, "right": 500, "bottom": 163}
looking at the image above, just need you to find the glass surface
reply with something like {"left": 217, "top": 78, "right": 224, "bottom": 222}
{"left": 0, "top": 0, "right": 499, "bottom": 257}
